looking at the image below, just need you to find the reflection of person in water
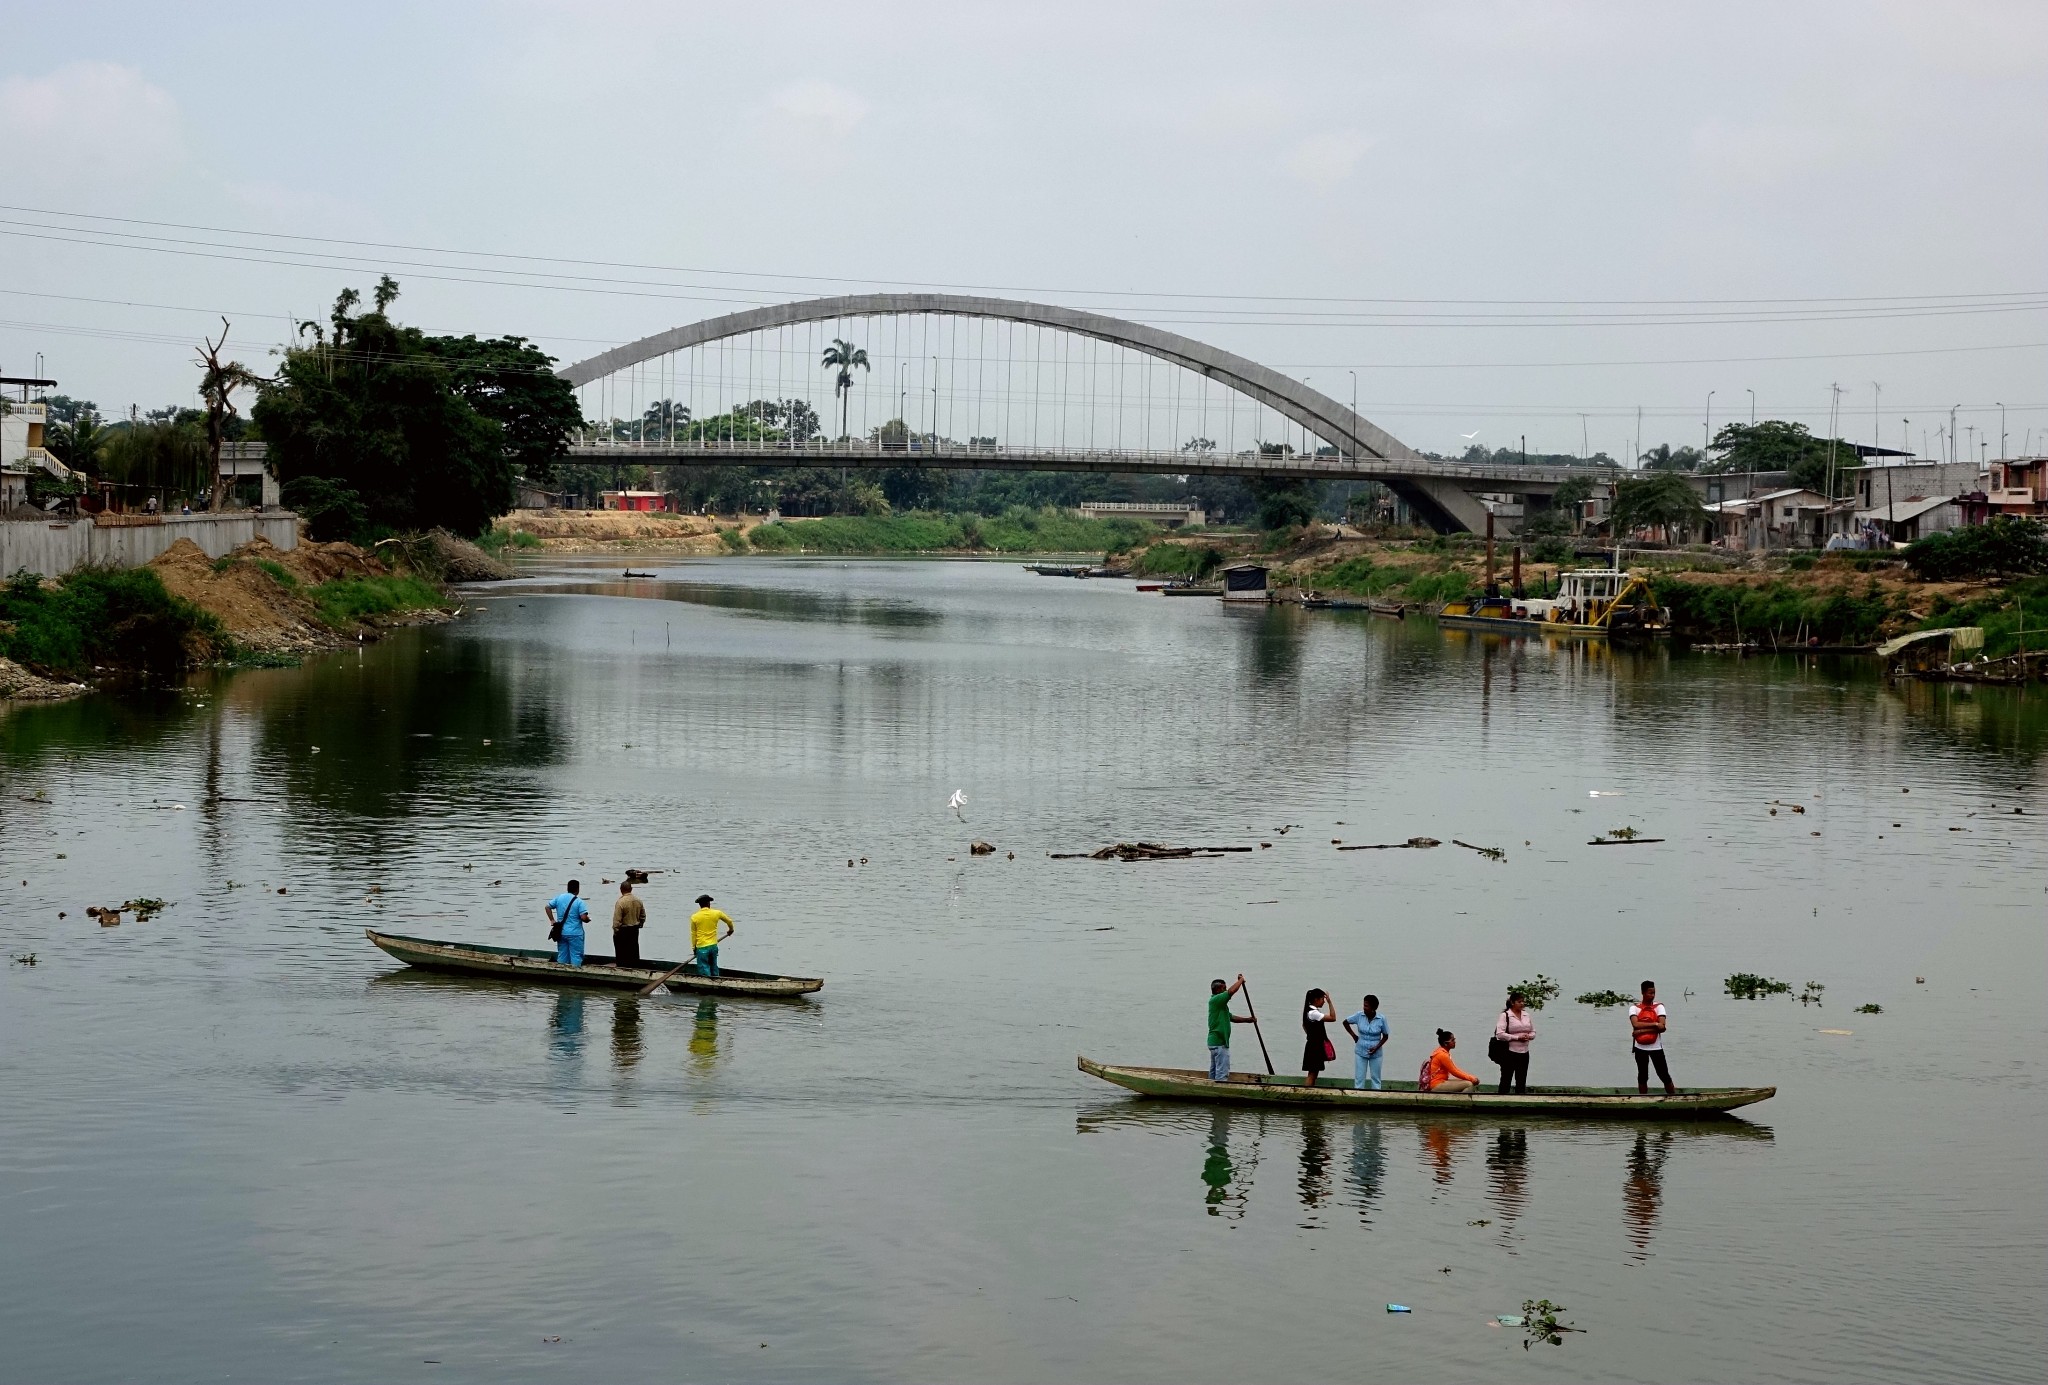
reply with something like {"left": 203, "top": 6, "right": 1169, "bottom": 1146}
{"left": 1296, "top": 1115, "right": 1332, "bottom": 1218}
{"left": 1486, "top": 1127, "right": 1530, "bottom": 1234}
{"left": 549, "top": 990, "right": 586, "bottom": 1056}
{"left": 687, "top": 998, "right": 720, "bottom": 1073}
{"left": 1623, "top": 1130, "right": 1672, "bottom": 1258}
{"left": 1201, "top": 1111, "right": 1236, "bottom": 1216}
{"left": 611, "top": 996, "right": 643, "bottom": 1072}
{"left": 1347, "top": 1120, "right": 1386, "bottom": 1224}
{"left": 1418, "top": 1121, "right": 1475, "bottom": 1187}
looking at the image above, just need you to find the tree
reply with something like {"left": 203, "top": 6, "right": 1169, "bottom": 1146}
{"left": 1247, "top": 476, "right": 1323, "bottom": 530}
{"left": 820, "top": 338, "right": 870, "bottom": 439}
{"left": 879, "top": 466, "right": 949, "bottom": 511}
{"left": 641, "top": 399, "right": 691, "bottom": 442}
{"left": 253, "top": 279, "right": 519, "bottom": 540}
{"left": 426, "top": 333, "right": 581, "bottom": 483}
{"left": 44, "top": 406, "right": 111, "bottom": 472}
{"left": 196, "top": 318, "right": 264, "bottom": 510}
{"left": 99, "top": 420, "right": 211, "bottom": 499}
{"left": 1704, "top": 420, "right": 1856, "bottom": 493}
{"left": 1610, "top": 471, "right": 1706, "bottom": 542}
{"left": 1640, "top": 443, "right": 1703, "bottom": 472}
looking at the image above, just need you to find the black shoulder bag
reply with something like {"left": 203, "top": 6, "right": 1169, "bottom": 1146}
{"left": 548, "top": 894, "right": 578, "bottom": 944}
{"left": 1487, "top": 1009, "right": 1511, "bottom": 1065}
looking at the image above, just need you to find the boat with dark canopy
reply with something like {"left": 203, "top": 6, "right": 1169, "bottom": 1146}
{"left": 1078, "top": 1056, "right": 1772, "bottom": 1117}
{"left": 366, "top": 929, "right": 822, "bottom": 998}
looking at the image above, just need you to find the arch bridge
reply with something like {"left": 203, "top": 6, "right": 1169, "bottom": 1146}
{"left": 560, "top": 293, "right": 1614, "bottom": 533}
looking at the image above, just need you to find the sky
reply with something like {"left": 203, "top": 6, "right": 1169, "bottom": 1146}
{"left": 2, "top": 0, "right": 2045, "bottom": 461}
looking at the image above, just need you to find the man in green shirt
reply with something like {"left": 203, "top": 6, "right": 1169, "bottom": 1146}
{"left": 1207, "top": 974, "right": 1252, "bottom": 1082}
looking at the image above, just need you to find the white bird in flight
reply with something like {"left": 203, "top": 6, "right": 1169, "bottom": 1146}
{"left": 1460, "top": 430, "right": 1482, "bottom": 441}
{"left": 948, "top": 789, "right": 968, "bottom": 820}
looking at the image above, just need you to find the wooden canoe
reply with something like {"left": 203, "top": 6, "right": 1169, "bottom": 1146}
{"left": 1077, "top": 1056, "right": 1773, "bottom": 1118}
{"left": 365, "top": 929, "right": 822, "bottom": 998}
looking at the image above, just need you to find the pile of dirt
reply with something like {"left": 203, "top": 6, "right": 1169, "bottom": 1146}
{"left": 418, "top": 531, "right": 511, "bottom": 583}
{"left": 0, "top": 656, "right": 88, "bottom": 702}
{"left": 499, "top": 509, "right": 756, "bottom": 553}
{"left": 148, "top": 539, "right": 334, "bottom": 653}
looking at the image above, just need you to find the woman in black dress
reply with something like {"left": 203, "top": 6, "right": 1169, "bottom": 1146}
{"left": 1302, "top": 987, "right": 1337, "bottom": 1087}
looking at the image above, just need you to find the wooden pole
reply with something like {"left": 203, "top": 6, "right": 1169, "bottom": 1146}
{"left": 1240, "top": 979, "right": 1276, "bottom": 1075}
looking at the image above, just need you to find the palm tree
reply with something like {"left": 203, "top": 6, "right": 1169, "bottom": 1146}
{"left": 820, "top": 338, "right": 869, "bottom": 440}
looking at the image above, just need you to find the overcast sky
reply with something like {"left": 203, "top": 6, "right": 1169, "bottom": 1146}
{"left": 3, "top": 1, "right": 2044, "bottom": 459}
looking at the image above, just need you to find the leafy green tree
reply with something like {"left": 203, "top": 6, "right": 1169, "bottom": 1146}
{"left": 1611, "top": 471, "right": 1706, "bottom": 541}
{"left": 1247, "top": 476, "right": 1323, "bottom": 529}
{"left": 879, "top": 466, "right": 948, "bottom": 511}
{"left": 1905, "top": 517, "right": 2048, "bottom": 580}
{"left": 1640, "top": 443, "right": 1703, "bottom": 472}
{"left": 1704, "top": 420, "right": 1856, "bottom": 492}
{"left": 98, "top": 420, "right": 212, "bottom": 499}
{"left": 253, "top": 279, "right": 517, "bottom": 539}
{"left": 44, "top": 406, "right": 111, "bottom": 471}
{"left": 426, "top": 333, "right": 581, "bottom": 483}
{"left": 641, "top": 399, "right": 691, "bottom": 441}
{"left": 820, "top": 338, "right": 870, "bottom": 439}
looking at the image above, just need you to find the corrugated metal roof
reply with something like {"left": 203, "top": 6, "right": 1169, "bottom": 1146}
{"left": 1855, "top": 495, "right": 1954, "bottom": 523}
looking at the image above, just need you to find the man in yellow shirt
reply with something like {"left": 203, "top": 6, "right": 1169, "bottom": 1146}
{"left": 689, "top": 894, "right": 734, "bottom": 977}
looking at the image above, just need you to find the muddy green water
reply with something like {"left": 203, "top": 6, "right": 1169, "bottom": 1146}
{"left": 2, "top": 556, "right": 2043, "bottom": 1384}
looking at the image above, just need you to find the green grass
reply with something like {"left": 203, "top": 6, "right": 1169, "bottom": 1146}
{"left": 476, "top": 529, "right": 544, "bottom": 554}
{"left": 1130, "top": 543, "right": 1222, "bottom": 579}
{"left": 308, "top": 573, "right": 446, "bottom": 628}
{"left": 717, "top": 527, "right": 749, "bottom": 553}
{"left": 744, "top": 508, "right": 1152, "bottom": 555}
{"left": 1652, "top": 575, "right": 1904, "bottom": 645}
{"left": 1304, "top": 555, "right": 1470, "bottom": 604}
{"left": 254, "top": 559, "right": 300, "bottom": 591}
{"left": 1403, "top": 569, "right": 1475, "bottom": 605}
{"left": 0, "top": 565, "right": 226, "bottom": 679}
{"left": 1915, "top": 575, "right": 2048, "bottom": 659}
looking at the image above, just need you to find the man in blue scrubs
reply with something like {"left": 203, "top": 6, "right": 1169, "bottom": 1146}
{"left": 546, "top": 879, "right": 590, "bottom": 966}
{"left": 1343, "top": 994, "right": 1390, "bottom": 1090}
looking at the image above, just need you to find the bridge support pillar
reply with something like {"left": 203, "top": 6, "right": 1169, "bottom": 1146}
{"left": 1392, "top": 476, "right": 1502, "bottom": 535}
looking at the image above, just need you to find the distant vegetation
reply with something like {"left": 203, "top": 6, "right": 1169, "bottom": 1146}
{"left": 1652, "top": 576, "right": 1903, "bottom": 646}
{"left": 1905, "top": 517, "right": 2048, "bottom": 582}
{"left": 1131, "top": 543, "right": 1223, "bottom": 579}
{"left": 740, "top": 508, "right": 1152, "bottom": 555}
{"left": 1916, "top": 575, "right": 2048, "bottom": 659}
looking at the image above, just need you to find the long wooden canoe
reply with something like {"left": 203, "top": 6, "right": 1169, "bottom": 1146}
{"left": 1078, "top": 1056, "right": 1773, "bottom": 1118}
{"left": 365, "top": 929, "right": 822, "bottom": 997}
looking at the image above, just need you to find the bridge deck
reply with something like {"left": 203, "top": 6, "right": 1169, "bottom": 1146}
{"left": 564, "top": 440, "right": 1612, "bottom": 491}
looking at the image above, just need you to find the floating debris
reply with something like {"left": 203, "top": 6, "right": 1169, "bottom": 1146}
{"left": 1576, "top": 989, "right": 1632, "bottom": 1008}
{"left": 1051, "top": 842, "right": 1255, "bottom": 861}
{"left": 10, "top": 953, "right": 35, "bottom": 966}
{"left": 1854, "top": 1003, "right": 1884, "bottom": 1014}
{"left": 1519, "top": 1299, "right": 1582, "bottom": 1349}
{"left": 1451, "top": 839, "right": 1506, "bottom": 861}
{"left": 1818, "top": 1028, "right": 1854, "bottom": 1036}
{"left": 970, "top": 841, "right": 996, "bottom": 855}
{"left": 1798, "top": 981, "right": 1826, "bottom": 1006}
{"left": 1768, "top": 800, "right": 1806, "bottom": 814}
{"left": 1725, "top": 973, "right": 1792, "bottom": 999}
{"left": 1337, "top": 836, "right": 1440, "bottom": 852}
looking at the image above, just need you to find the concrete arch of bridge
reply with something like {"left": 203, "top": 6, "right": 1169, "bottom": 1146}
{"left": 560, "top": 293, "right": 1609, "bottom": 533}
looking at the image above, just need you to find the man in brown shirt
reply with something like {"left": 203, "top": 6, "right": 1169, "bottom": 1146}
{"left": 611, "top": 881, "right": 648, "bottom": 967}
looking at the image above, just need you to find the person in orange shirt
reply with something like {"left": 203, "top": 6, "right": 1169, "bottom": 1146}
{"left": 1420, "top": 1028, "right": 1481, "bottom": 1093}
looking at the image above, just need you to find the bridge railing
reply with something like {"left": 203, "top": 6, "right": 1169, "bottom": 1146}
{"left": 562, "top": 436, "right": 1619, "bottom": 486}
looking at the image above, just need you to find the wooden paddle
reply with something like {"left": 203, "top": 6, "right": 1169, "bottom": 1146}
{"left": 1239, "top": 978, "right": 1276, "bottom": 1075}
{"left": 636, "top": 958, "right": 695, "bottom": 997}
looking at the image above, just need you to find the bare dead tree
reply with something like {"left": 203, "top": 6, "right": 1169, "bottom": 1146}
{"left": 197, "top": 318, "right": 263, "bottom": 511}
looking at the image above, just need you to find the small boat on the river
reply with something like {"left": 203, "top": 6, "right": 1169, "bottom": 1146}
{"left": 622, "top": 569, "right": 659, "bottom": 578}
{"left": 365, "top": 929, "right": 822, "bottom": 998}
{"left": 1299, "top": 592, "right": 1406, "bottom": 617}
{"left": 1077, "top": 1056, "right": 1773, "bottom": 1117}
{"left": 1159, "top": 582, "right": 1220, "bottom": 596}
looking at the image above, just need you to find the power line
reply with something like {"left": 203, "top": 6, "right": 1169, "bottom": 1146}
{"left": 4, "top": 201, "right": 2041, "bottom": 310}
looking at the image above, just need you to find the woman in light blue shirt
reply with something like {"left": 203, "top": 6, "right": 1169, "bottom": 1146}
{"left": 1343, "top": 995, "right": 1390, "bottom": 1090}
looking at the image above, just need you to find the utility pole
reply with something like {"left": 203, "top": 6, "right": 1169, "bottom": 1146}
{"left": 1826, "top": 383, "right": 1844, "bottom": 503}
{"left": 1871, "top": 383, "right": 1881, "bottom": 456}
{"left": 1747, "top": 388, "right": 1756, "bottom": 425}
{"left": 1949, "top": 404, "right": 1959, "bottom": 464}
{"left": 1997, "top": 401, "right": 2006, "bottom": 460}
{"left": 1706, "top": 390, "right": 1715, "bottom": 463}
{"left": 1579, "top": 413, "right": 1588, "bottom": 460}
{"left": 1635, "top": 404, "right": 1642, "bottom": 468}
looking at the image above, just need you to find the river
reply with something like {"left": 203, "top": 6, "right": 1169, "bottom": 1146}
{"left": 2, "top": 555, "right": 2042, "bottom": 1383}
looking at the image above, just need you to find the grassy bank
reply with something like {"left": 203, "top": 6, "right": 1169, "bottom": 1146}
{"left": 1130, "top": 542, "right": 1223, "bottom": 579}
{"left": 1307, "top": 555, "right": 1474, "bottom": 605}
{"left": 1914, "top": 575, "right": 2048, "bottom": 659}
{"left": 741, "top": 508, "right": 1153, "bottom": 555}
{"left": 1650, "top": 576, "right": 1906, "bottom": 646}
{"left": 308, "top": 573, "right": 447, "bottom": 628}
{"left": 0, "top": 566, "right": 226, "bottom": 679}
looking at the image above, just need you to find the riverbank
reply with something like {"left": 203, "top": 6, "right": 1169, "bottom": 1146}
{"left": 493, "top": 507, "right": 1156, "bottom": 556}
{"left": 1131, "top": 528, "right": 2026, "bottom": 651}
{"left": 0, "top": 532, "right": 481, "bottom": 698}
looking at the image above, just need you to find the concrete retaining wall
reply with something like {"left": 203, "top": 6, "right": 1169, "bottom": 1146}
{"left": 0, "top": 513, "right": 299, "bottom": 578}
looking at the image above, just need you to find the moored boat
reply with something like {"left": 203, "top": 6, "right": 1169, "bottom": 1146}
{"left": 1077, "top": 1056, "right": 1773, "bottom": 1117}
{"left": 365, "top": 928, "right": 822, "bottom": 998}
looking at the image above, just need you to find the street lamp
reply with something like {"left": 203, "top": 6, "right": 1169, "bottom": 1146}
{"left": 1747, "top": 388, "right": 1755, "bottom": 425}
{"left": 1949, "top": 404, "right": 1959, "bottom": 464}
{"left": 1997, "top": 401, "right": 2006, "bottom": 460}
{"left": 1579, "top": 413, "right": 1588, "bottom": 460}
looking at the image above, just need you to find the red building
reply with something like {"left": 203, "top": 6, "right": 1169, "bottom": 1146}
{"left": 600, "top": 490, "right": 672, "bottom": 512}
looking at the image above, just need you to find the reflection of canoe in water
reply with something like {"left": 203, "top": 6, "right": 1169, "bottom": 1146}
{"left": 1159, "top": 584, "right": 1220, "bottom": 596}
{"left": 1077, "top": 1056, "right": 1773, "bottom": 1117}
{"left": 365, "top": 929, "right": 822, "bottom": 998}
{"left": 1302, "top": 593, "right": 1406, "bottom": 617}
